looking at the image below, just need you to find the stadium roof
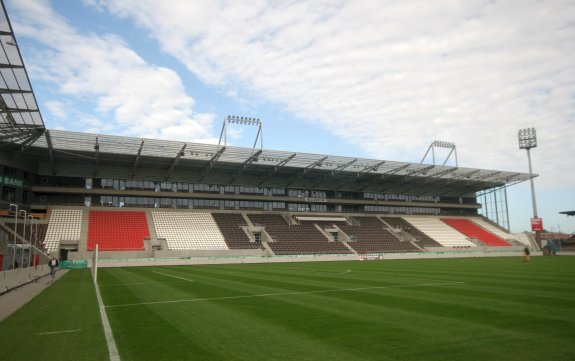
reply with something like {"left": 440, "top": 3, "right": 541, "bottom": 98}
{"left": 560, "top": 211, "right": 575, "bottom": 217}
{"left": 15, "top": 129, "right": 535, "bottom": 197}
{"left": 0, "top": 1, "right": 45, "bottom": 148}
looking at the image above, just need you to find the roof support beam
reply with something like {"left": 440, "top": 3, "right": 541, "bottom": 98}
{"left": 338, "top": 161, "right": 386, "bottom": 191}
{"left": 167, "top": 144, "right": 187, "bottom": 178}
{"left": 300, "top": 156, "right": 328, "bottom": 176}
{"left": 229, "top": 149, "right": 262, "bottom": 184}
{"left": 44, "top": 130, "right": 56, "bottom": 175}
{"left": 429, "top": 167, "right": 458, "bottom": 178}
{"left": 473, "top": 171, "right": 501, "bottom": 182}
{"left": 258, "top": 153, "right": 297, "bottom": 185}
{"left": 285, "top": 156, "right": 328, "bottom": 187}
{"left": 311, "top": 158, "right": 358, "bottom": 189}
{"left": 0, "top": 64, "right": 24, "bottom": 69}
{"left": 93, "top": 135, "right": 100, "bottom": 172}
{"left": 404, "top": 165, "right": 435, "bottom": 178}
{"left": 0, "top": 89, "right": 31, "bottom": 94}
{"left": 131, "top": 139, "right": 144, "bottom": 178}
{"left": 199, "top": 146, "right": 226, "bottom": 181}
{"left": 0, "top": 108, "right": 40, "bottom": 114}
{"left": 10, "top": 128, "right": 44, "bottom": 158}
{"left": 331, "top": 158, "right": 357, "bottom": 175}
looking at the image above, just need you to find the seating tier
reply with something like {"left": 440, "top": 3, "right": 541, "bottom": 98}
{"left": 88, "top": 211, "right": 148, "bottom": 251}
{"left": 402, "top": 216, "right": 474, "bottom": 247}
{"left": 249, "top": 214, "right": 351, "bottom": 255}
{"left": 152, "top": 212, "right": 228, "bottom": 250}
{"left": 44, "top": 209, "right": 83, "bottom": 253}
{"left": 212, "top": 213, "right": 260, "bottom": 249}
{"left": 381, "top": 217, "right": 442, "bottom": 247}
{"left": 441, "top": 218, "right": 511, "bottom": 246}
{"left": 340, "top": 217, "right": 420, "bottom": 254}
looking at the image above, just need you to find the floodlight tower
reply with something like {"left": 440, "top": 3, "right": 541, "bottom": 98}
{"left": 420, "top": 140, "right": 458, "bottom": 166}
{"left": 218, "top": 115, "right": 263, "bottom": 149}
{"left": 518, "top": 128, "right": 540, "bottom": 238}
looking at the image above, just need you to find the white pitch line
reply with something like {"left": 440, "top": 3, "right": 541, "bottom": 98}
{"left": 338, "top": 269, "right": 352, "bottom": 274}
{"left": 152, "top": 271, "right": 194, "bottom": 282}
{"left": 38, "top": 328, "right": 83, "bottom": 336}
{"left": 106, "top": 281, "right": 464, "bottom": 309}
{"left": 94, "top": 281, "right": 121, "bottom": 361}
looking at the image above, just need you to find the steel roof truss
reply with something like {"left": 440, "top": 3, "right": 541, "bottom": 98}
{"left": 44, "top": 130, "right": 56, "bottom": 175}
{"left": 167, "top": 143, "right": 187, "bottom": 178}
{"left": 131, "top": 139, "right": 145, "bottom": 178}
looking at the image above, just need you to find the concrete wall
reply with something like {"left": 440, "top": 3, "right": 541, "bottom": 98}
{"left": 95, "top": 249, "right": 540, "bottom": 268}
{"left": 0, "top": 265, "right": 51, "bottom": 294}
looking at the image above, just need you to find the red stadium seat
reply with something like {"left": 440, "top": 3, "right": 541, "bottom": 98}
{"left": 87, "top": 211, "right": 149, "bottom": 251}
{"left": 441, "top": 218, "right": 511, "bottom": 246}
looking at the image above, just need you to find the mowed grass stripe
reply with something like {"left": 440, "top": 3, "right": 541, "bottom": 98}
{"left": 0, "top": 270, "right": 109, "bottom": 361}
{"left": 99, "top": 264, "right": 415, "bottom": 307}
{"left": 105, "top": 281, "right": 465, "bottom": 308}
{"left": 97, "top": 257, "right": 575, "bottom": 361}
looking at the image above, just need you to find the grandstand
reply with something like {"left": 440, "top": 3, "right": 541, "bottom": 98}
{"left": 0, "top": 0, "right": 538, "bottom": 274}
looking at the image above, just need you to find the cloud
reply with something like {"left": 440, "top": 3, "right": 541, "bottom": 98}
{"left": 44, "top": 100, "right": 67, "bottom": 119}
{"left": 9, "top": 0, "right": 216, "bottom": 142}
{"left": 89, "top": 0, "right": 575, "bottom": 190}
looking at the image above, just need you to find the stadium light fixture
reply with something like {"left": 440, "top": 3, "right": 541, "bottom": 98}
{"left": 217, "top": 115, "right": 264, "bottom": 149}
{"left": 518, "top": 127, "right": 537, "bottom": 149}
{"left": 9, "top": 203, "right": 18, "bottom": 268}
{"left": 518, "top": 128, "right": 540, "bottom": 237}
{"left": 421, "top": 140, "right": 458, "bottom": 167}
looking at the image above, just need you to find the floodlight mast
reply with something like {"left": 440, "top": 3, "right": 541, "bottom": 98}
{"left": 421, "top": 140, "right": 458, "bottom": 166}
{"left": 518, "top": 128, "right": 539, "bottom": 237}
{"left": 218, "top": 115, "right": 263, "bottom": 150}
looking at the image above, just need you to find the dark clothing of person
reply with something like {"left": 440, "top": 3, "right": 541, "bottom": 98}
{"left": 49, "top": 258, "right": 59, "bottom": 278}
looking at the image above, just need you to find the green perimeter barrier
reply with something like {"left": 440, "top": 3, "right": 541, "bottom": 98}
{"left": 60, "top": 259, "right": 88, "bottom": 269}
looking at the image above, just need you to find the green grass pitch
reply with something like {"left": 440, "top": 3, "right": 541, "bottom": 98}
{"left": 1, "top": 256, "right": 574, "bottom": 361}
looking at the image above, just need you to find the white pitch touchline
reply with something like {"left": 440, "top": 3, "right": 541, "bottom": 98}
{"left": 152, "top": 271, "right": 194, "bottom": 282}
{"left": 95, "top": 281, "right": 121, "bottom": 361}
{"left": 38, "top": 329, "right": 83, "bottom": 336}
{"left": 106, "top": 281, "right": 464, "bottom": 308}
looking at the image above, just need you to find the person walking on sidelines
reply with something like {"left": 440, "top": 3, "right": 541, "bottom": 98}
{"left": 48, "top": 256, "right": 59, "bottom": 281}
{"left": 522, "top": 247, "right": 531, "bottom": 263}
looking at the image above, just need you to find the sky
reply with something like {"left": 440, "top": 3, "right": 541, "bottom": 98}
{"left": 5, "top": 0, "right": 575, "bottom": 233}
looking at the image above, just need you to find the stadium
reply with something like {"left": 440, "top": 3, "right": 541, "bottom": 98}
{"left": 1, "top": 2, "right": 574, "bottom": 361}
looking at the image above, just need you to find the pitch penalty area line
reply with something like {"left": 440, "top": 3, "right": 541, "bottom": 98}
{"left": 38, "top": 328, "right": 83, "bottom": 336}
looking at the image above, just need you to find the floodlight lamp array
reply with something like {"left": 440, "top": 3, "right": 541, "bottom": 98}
{"left": 226, "top": 115, "right": 261, "bottom": 126}
{"left": 432, "top": 140, "right": 456, "bottom": 148}
{"left": 518, "top": 128, "right": 537, "bottom": 149}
